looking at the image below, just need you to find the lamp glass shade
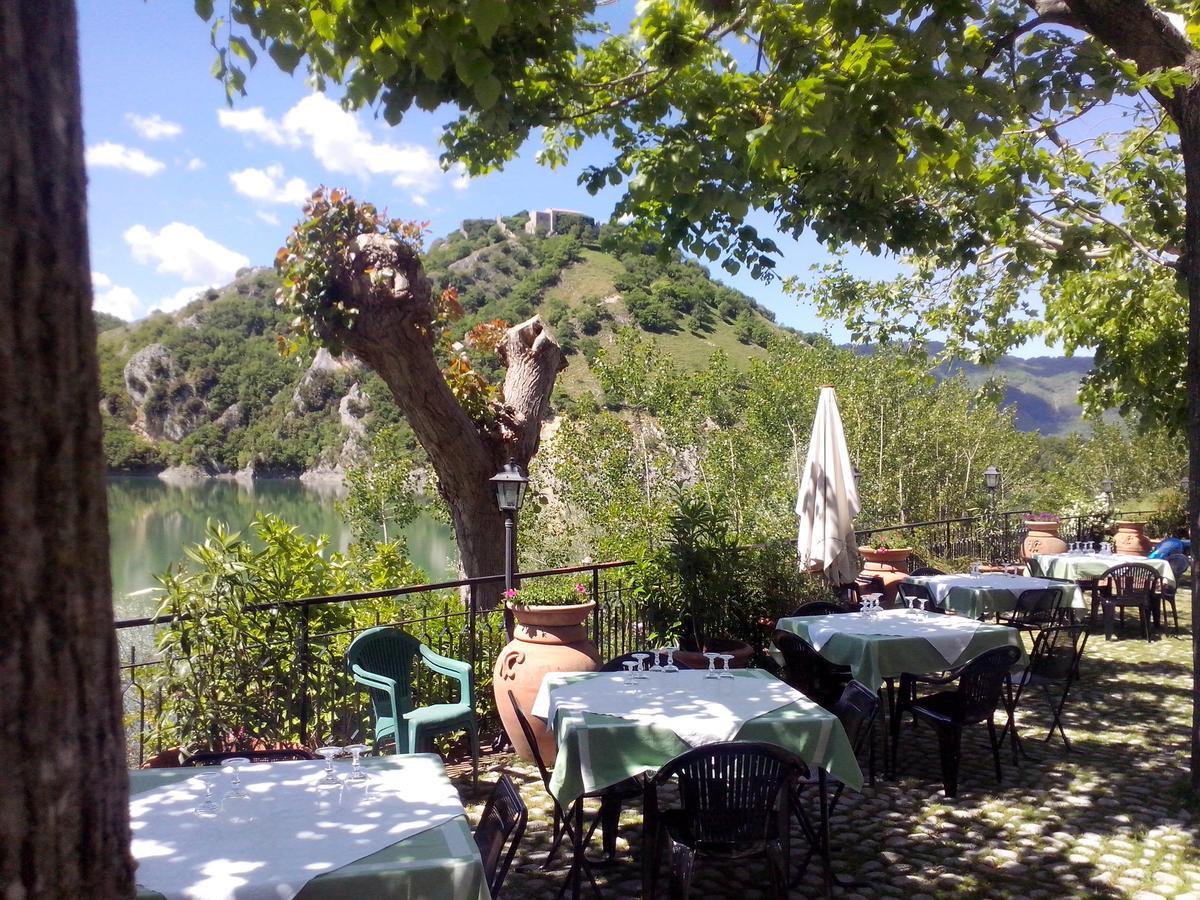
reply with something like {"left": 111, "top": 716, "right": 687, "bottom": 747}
{"left": 1100, "top": 477, "right": 1114, "bottom": 494}
{"left": 490, "top": 461, "right": 529, "bottom": 512}
{"left": 983, "top": 466, "right": 1001, "bottom": 490}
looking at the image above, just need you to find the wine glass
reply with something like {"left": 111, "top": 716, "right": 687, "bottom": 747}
{"left": 345, "top": 744, "right": 370, "bottom": 783}
{"left": 316, "top": 746, "right": 342, "bottom": 786}
{"left": 718, "top": 653, "right": 734, "bottom": 679}
{"left": 662, "top": 648, "right": 679, "bottom": 673}
{"left": 703, "top": 652, "right": 720, "bottom": 678}
{"left": 917, "top": 597, "right": 929, "bottom": 617}
{"left": 632, "top": 653, "right": 651, "bottom": 680}
{"left": 191, "top": 772, "right": 221, "bottom": 817}
{"left": 222, "top": 757, "right": 251, "bottom": 802}
{"left": 649, "top": 651, "right": 664, "bottom": 673}
{"left": 622, "top": 660, "right": 639, "bottom": 686}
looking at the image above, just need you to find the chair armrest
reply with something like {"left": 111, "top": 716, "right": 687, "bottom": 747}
{"left": 351, "top": 664, "right": 399, "bottom": 705}
{"left": 418, "top": 645, "right": 473, "bottom": 705}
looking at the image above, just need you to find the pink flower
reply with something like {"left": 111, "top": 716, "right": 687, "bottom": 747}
{"left": 503, "top": 588, "right": 519, "bottom": 599}
{"left": 573, "top": 583, "right": 587, "bottom": 593}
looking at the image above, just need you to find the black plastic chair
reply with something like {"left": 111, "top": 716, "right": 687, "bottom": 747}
{"left": 507, "top": 692, "right": 637, "bottom": 885}
{"left": 909, "top": 566, "right": 946, "bottom": 577}
{"left": 474, "top": 774, "right": 528, "bottom": 899}
{"left": 772, "top": 629, "right": 852, "bottom": 709}
{"left": 1159, "top": 554, "right": 1189, "bottom": 632}
{"left": 788, "top": 600, "right": 847, "bottom": 617}
{"left": 1002, "top": 623, "right": 1088, "bottom": 759}
{"left": 1097, "top": 563, "right": 1162, "bottom": 641}
{"left": 896, "top": 580, "right": 945, "bottom": 613}
{"left": 892, "top": 644, "right": 1021, "bottom": 797}
{"left": 599, "top": 651, "right": 692, "bottom": 671}
{"left": 184, "top": 748, "right": 316, "bottom": 765}
{"left": 1000, "top": 588, "right": 1062, "bottom": 630}
{"left": 643, "top": 741, "right": 810, "bottom": 900}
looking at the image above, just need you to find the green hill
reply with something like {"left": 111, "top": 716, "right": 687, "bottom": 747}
{"left": 96, "top": 216, "right": 1096, "bottom": 476}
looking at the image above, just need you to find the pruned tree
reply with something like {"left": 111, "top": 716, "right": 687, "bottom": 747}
{"left": 1, "top": 0, "right": 134, "bottom": 893}
{"left": 276, "top": 191, "right": 565, "bottom": 607}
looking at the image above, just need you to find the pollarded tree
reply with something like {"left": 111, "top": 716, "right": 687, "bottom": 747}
{"left": 275, "top": 191, "right": 565, "bottom": 607}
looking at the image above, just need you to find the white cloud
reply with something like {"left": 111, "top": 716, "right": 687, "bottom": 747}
{"left": 85, "top": 142, "right": 165, "bottom": 176}
{"left": 127, "top": 113, "right": 182, "bottom": 141}
{"left": 218, "top": 95, "right": 442, "bottom": 189}
{"left": 216, "top": 106, "right": 288, "bottom": 145}
{"left": 124, "top": 222, "right": 249, "bottom": 284}
{"left": 229, "top": 163, "right": 310, "bottom": 205}
{"left": 186, "top": 157, "right": 206, "bottom": 171}
{"left": 411, "top": 194, "right": 428, "bottom": 208}
{"left": 256, "top": 210, "right": 281, "bottom": 226}
{"left": 91, "top": 273, "right": 139, "bottom": 320}
{"left": 156, "top": 285, "right": 208, "bottom": 313}
{"left": 451, "top": 163, "right": 470, "bottom": 191}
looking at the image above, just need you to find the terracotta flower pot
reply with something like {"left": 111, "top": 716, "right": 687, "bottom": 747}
{"left": 1022, "top": 520, "right": 1067, "bottom": 561}
{"left": 1112, "top": 520, "right": 1152, "bottom": 556}
{"left": 493, "top": 601, "right": 600, "bottom": 766}
{"left": 673, "top": 638, "right": 755, "bottom": 672}
{"left": 858, "top": 547, "right": 913, "bottom": 605}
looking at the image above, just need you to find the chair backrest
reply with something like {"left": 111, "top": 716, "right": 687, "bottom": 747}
{"left": 896, "top": 581, "right": 943, "bottom": 612}
{"left": 910, "top": 567, "right": 945, "bottom": 577}
{"left": 1027, "top": 623, "right": 1088, "bottom": 683}
{"left": 1166, "top": 553, "right": 1190, "bottom": 580}
{"left": 507, "top": 691, "right": 554, "bottom": 791}
{"left": 1101, "top": 563, "right": 1162, "bottom": 601}
{"left": 788, "top": 600, "right": 847, "bottom": 618}
{"left": 474, "top": 774, "right": 527, "bottom": 898}
{"left": 599, "top": 651, "right": 692, "bottom": 672}
{"left": 830, "top": 680, "right": 879, "bottom": 756}
{"left": 184, "top": 748, "right": 316, "bottom": 766}
{"left": 954, "top": 644, "right": 1022, "bottom": 724}
{"left": 772, "top": 629, "right": 847, "bottom": 708}
{"left": 648, "top": 741, "right": 807, "bottom": 847}
{"left": 346, "top": 627, "right": 421, "bottom": 720}
{"left": 1003, "top": 588, "right": 1061, "bottom": 628}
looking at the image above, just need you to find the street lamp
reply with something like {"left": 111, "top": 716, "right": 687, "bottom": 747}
{"left": 490, "top": 460, "right": 529, "bottom": 596}
{"left": 1100, "top": 476, "right": 1114, "bottom": 500}
{"left": 852, "top": 465, "right": 861, "bottom": 489}
{"left": 983, "top": 466, "right": 1001, "bottom": 493}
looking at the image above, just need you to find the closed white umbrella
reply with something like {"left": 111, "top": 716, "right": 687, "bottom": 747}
{"left": 796, "top": 386, "right": 861, "bottom": 585}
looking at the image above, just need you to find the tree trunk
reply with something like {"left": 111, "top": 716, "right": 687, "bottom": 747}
{"left": 0, "top": 0, "right": 135, "bottom": 894}
{"left": 321, "top": 234, "right": 565, "bottom": 608}
{"left": 1181, "top": 90, "right": 1200, "bottom": 792}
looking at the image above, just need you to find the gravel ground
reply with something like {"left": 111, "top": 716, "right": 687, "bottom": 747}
{"left": 450, "top": 593, "right": 1200, "bottom": 898}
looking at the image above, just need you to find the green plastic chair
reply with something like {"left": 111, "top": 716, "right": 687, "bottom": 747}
{"left": 346, "top": 626, "right": 480, "bottom": 782}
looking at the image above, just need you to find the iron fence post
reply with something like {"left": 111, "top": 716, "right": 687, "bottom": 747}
{"left": 592, "top": 565, "right": 601, "bottom": 647}
{"left": 299, "top": 598, "right": 311, "bottom": 746}
{"left": 468, "top": 582, "right": 478, "bottom": 692}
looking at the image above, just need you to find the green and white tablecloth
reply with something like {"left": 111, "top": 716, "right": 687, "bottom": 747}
{"left": 1030, "top": 553, "right": 1176, "bottom": 588}
{"left": 905, "top": 573, "right": 1086, "bottom": 619}
{"left": 775, "top": 611, "right": 1026, "bottom": 693}
{"left": 131, "top": 755, "right": 489, "bottom": 900}
{"left": 533, "top": 669, "right": 863, "bottom": 808}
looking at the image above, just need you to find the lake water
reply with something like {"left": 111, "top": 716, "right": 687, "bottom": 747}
{"left": 107, "top": 476, "right": 457, "bottom": 620}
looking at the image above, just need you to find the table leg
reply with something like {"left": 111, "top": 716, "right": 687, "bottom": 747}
{"left": 572, "top": 802, "right": 583, "bottom": 900}
{"left": 818, "top": 770, "right": 831, "bottom": 897}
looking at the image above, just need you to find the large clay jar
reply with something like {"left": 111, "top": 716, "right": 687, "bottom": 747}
{"left": 493, "top": 601, "right": 600, "bottom": 766}
{"left": 858, "top": 547, "right": 913, "bottom": 606}
{"left": 1113, "top": 521, "right": 1152, "bottom": 556}
{"left": 1022, "top": 520, "right": 1068, "bottom": 561}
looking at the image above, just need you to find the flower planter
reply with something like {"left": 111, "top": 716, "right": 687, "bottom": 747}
{"left": 1022, "top": 520, "right": 1067, "bottom": 561}
{"left": 1113, "top": 520, "right": 1152, "bottom": 556}
{"left": 493, "top": 601, "right": 600, "bottom": 766}
{"left": 858, "top": 547, "right": 913, "bottom": 606}
{"left": 673, "top": 638, "right": 755, "bottom": 672}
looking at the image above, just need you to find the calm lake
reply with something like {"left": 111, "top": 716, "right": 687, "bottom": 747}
{"left": 107, "top": 476, "right": 458, "bottom": 620}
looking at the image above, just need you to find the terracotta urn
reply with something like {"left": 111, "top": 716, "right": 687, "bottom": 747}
{"left": 1112, "top": 520, "right": 1152, "bottom": 556}
{"left": 673, "top": 638, "right": 754, "bottom": 672}
{"left": 1022, "top": 520, "right": 1068, "bottom": 561}
{"left": 858, "top": 547, "right": 913, "bottom": 605}
{"left": 493, "top": 601, "right": 600, "bottom": 766}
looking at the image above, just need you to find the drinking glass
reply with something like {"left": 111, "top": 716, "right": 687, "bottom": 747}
{"left": 345, "top": 744, "right": 370, "bottom": 783}
{"left": 223, "top": 757, "right": 250, "bottom": 802}
{"left": 632, "top": 653, "right": 651, "bottom": 680}
{"left": 917, "top": 597, "right": 929, "bottom": 617}
{"left": 649, "top": 651, "right": 664, "bottom": 673}
{"left": 703, "top": 652, "right": 720, "bottom": 678}
{"left": 316, "top": 746, "right": 342, "bottom": 786}
{"left": 192, "top": 772, "right": 221, "bottom": 817}
{"left": 662, "top": 648, "right": 679, "bottom": 674}
{"left": 718, "top": 653, "right": 734, "bottom": 679}
{"left": 622, "top": 660, "right": 639, "bottom": 686}
{"left": 969, "top": 562, "right": 980, "bottom": 576}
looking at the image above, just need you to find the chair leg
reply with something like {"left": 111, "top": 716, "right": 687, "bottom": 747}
{"left": 669, "top": 841, "right": 696, "bottom": 900}
{"left": 765, "top": 843, "right": 789, "bottom": 900}
{"left": 545, "top": 805, "right": 566, "bottom": 869}
{"left": 598, "top": 792, "right": 622, "bottom": 861}
{"left": 1103, "top": 603, "right": 1116, "bottom": 640}
{"left": 468, "top": 720, "right": 480, "bottom": 787}
{"left": 987, "top": 716, "right": 1003, "bottom": 784}
{"left": 935, "top": 725, "right": 962, "bottom": 798}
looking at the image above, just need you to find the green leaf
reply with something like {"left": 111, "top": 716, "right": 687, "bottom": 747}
{"left": 469, "top": 0, "right": 510, "bottom": 45}
{"left": 229, "top": 35, "right": 258, "bottom": 67}
{"left": 194, "top": 0, "right": 214, "bottom": 20}
{"left": 268, "top": 40, "right": 303, "bottom": 74}
{"left": 473, "top": 73, "right": 502, "bottom": 109}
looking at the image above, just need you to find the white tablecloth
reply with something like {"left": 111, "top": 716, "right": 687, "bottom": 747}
{"left": 920, "top": 574, "right": 1086, "bottom": 609}
{"left": 532, "top": 670, "right": 804, "bottom": 747}
{"left": 131, "top": 755, "right": 466, "bottom": 900}
{"left": 1033, "top": 553, "right": 1176, "bottom": 587}
{"left": 805, "top": 608, "right": 984, "bottom": 664}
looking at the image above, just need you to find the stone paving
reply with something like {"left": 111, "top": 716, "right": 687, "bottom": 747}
{"left": 451, "top": 595, "right": 1200, "bottom": 898}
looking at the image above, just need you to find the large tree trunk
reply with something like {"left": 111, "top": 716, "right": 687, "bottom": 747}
{"left": 321, "top": 234, "right": 565, "bottom": 608}
{"left": 0, "top": 0, "right": 135, "bottom": 894}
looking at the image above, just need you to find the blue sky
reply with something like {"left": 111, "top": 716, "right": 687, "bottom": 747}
{"left": 78, "top": 2, "right": 1052, "bottom": 355}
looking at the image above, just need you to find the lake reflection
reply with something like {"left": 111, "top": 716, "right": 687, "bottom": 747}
{"left": 107, "top": 476, "right": 457, "bottom": 619}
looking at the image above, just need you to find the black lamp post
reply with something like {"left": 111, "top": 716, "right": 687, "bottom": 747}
{"left": 1100, "top": 477, "right": 1114, "bottom": 507}
{"left": 983, "top": 465, "right": 1001, "bottom": 494}
{"left": 490, "top": 459, "right": 529, "bottom": 598}
{"left": 983, "top": 466, "right": 1000, "bottom": 562}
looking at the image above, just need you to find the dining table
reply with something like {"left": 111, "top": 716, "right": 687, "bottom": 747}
{"left": 1029, "top": 552, "right": 1176, "bottom": 588}
{"left": 130, "top": 754, "right": 489, "bottom": 900}
{"left": 903, "top": 572, "right": 1086, "bottom": 619}
{"left": 532, "top": 667, "right": 862, "bottom": 899}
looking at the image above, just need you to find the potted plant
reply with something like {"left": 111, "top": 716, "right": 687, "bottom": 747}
{"left": 1021, "top": 513, "right": 1067, "bottom": 560}
{"left": 492, "top": 579, "right": 600, "bottom": 766}
{"left": 1113, "top": 520, "right": 1152, "bottom": 555}
{"left": 856, "top": 539, "right": 914, "bottom": 605}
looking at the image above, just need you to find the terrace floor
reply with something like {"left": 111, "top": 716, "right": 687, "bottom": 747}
{"left": 452, "top": 591, "right": 1200, "bottom": 898}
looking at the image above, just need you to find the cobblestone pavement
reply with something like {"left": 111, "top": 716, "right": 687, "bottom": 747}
{"left": 451, "top": 595, "right": 1200, "bottom": 898}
